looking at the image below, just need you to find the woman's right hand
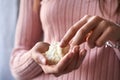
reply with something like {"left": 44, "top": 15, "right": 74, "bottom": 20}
{"left": 31, "top": 42, "right": 50, "bottom": 65}
{"left": 30, "top": 42, "right": 86, "bottom": 77}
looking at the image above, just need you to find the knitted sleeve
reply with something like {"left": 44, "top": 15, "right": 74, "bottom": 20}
{"left": 10, "top": 0, "right": 44, "bottom": 80}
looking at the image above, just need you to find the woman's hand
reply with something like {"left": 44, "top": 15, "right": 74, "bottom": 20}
{"left": 31, "top": 42, "right": 50, "bottom": 65}
{"left": 31, "top": 42, "right": 86, "bottom": 77}
{"left": 40, "top": 46, "right": 86, "bottom": 77}
{"left": 60, "top": 15, "right": 120, "bottom": 48}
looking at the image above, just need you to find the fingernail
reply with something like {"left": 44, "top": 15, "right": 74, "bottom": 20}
{"left": 60, "top": 41, "right": 65, "bottom": 48}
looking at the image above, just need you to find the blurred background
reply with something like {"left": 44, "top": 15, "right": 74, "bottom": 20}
{"left": 0, "top": 0, "right": 19, "bottom": 80}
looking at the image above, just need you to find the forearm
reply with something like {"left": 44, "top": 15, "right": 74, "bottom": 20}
{"left": 10, "top": 0, "right": 43, "bottom": 79}
{"left": 15, "top": 0, "right": 42, "bottom": 48}
{"left": 10, "top": 48, "right": 43, "bottom": 80}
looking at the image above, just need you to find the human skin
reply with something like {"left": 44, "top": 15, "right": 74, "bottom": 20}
{"left": 31, "top": 42, "right": 86, "bottom": 77}
{"left": 60, "top": 15, "right": 120, "bottom": 49}
{"left": 29, "top": 0, "right": 87, "bottom": 77}
{"left": 11, "top": 0, "right": 87, "bottom": 77}
{"left": 29, "top": 2, "right": 120, "bottom": 77}
{"left": 10, "top": 0, "right": 120, "bottom": 79}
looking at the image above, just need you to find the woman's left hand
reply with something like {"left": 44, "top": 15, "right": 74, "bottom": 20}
{"left": 60, "top": 15, "right": 120, "bottom": 48}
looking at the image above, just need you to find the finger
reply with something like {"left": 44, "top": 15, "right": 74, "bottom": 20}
{"left": 32, "top": 51, "right": 47, "bottom": 65}
{"left": 60, "top": 15, "right": 91, "bottom": 47}
{"left": 34, "top": 42, "right": 50, "bottom": 53}
{"left": 63, "top": 46, "right": 79, "bottom": 73}
{"left": 40, "top": 64, "right": 56, "bottom": 74}
{"left": 32, "top": 42, "right": 50, "bottom": 65}
{"left": 53, "top": 54, "right": 75, "bottom": 77}
{"left": 87, "top": 21, "right": 106, "bottom": 48}
{"left": 75, "top": 49, "right": 87, "bottom": 69}
{"left": 55, "top": 51, "right": 74, "bottom": 73}
{"left": 40, "top": 46, "right": 79, "bottom": 74}
{"left": 96, "top": 27, "right": 112, "bottom": 47}
{"left": 71, "top": 16, "right": 103, "bottom": 46}
{"left": 54, "top": 46, "right": 79, "bottom": 76}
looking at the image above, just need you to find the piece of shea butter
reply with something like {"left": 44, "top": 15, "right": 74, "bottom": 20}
{"left": 44, "top": 42, "right": 69, "bottom": 65}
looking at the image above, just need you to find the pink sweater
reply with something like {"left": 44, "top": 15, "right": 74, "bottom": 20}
{"left": 10, "top": 0, "right": 120, "bottom": 80}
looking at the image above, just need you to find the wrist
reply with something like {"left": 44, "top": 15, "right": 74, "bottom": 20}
{"left": 105, "top": 40, "right": 120, "bottom": 49}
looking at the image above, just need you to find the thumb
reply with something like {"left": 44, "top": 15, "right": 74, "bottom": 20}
{"left": 34, "top": 42, "right": 50, "bottom": 53}
{"left": 36, "top": 52, "right": 46, "bottom": 65}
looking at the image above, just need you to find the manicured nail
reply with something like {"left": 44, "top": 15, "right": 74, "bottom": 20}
{"left": 60, "top": 41, "right": 65, "bottom": 48}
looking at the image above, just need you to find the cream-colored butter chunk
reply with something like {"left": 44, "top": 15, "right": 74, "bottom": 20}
{"left": 44, "top": 42, "right": 69, "bottom": 65}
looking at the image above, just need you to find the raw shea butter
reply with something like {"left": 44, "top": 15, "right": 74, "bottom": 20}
{"left": 44, "top": 42, "right": 69, "bottom": 65}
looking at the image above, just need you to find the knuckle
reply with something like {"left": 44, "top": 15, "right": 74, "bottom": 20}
{"left": 81, "top": 15, "right": 93, "bottom": 23}
{"left": 93, "top": 16, "right": 102, "bottom": 22}
{"left": 83, "top": 15, "right": 91, "bottom": 21}
{"left": 34, "top": 42, "right": 41, "bottom": 49}
{"left": 70, "top": 27, "right": 77, "bottom": 33}
{"left": 84, "top": 15, "right": 91, "bottom": 18}
{"left": 93, "top": 15, "right": 103, "bottom": 22}
{"left": 101, "top": 20, "right": 108, "bottom": 26}
{"left": 103, "top": 21, "right": 108, "bottom": 26}
{"left": 96, "top": 40, "right": 103, "bottom": 47}
{"left": 94, "top": 15, "right": 100, "bottom": 19}
{"left": 107, "top": 27, "right": 113, "bottom": 32}
{"left": 79, "top": 28, "right": 86, "bottom": 35}
{"left": 35, "top": 42, "right": 41, "bottom": 46}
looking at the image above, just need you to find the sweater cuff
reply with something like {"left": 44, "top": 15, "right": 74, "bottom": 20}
{"left": 10, "top": 48, "right": 43, "bottom": 80}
